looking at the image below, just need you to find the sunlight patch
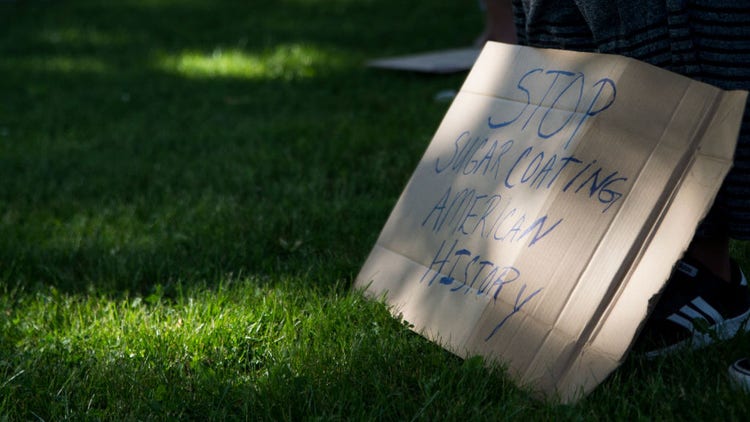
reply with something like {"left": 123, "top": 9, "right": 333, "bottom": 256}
{"left": 157, "top": 44, "right": 342, "bottom": 80}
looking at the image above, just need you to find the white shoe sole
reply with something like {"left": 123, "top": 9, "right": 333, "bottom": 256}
{"left": 645, "top": 308, "right": 750, "bottom": 359}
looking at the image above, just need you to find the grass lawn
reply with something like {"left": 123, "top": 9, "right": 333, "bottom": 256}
{"left": 1, "top": 0, "right": 749, "bottom": 420}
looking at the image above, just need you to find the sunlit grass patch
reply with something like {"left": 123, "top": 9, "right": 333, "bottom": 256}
{"left": 157, "top": 43, "right": 345, "bottom": 80}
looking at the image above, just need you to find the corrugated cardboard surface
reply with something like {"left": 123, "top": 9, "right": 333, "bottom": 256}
{"left": 355, "top": 42, "right": 747, "bottom": 402}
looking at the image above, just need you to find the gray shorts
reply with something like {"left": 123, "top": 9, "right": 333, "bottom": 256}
{"left": 511, "top": 0, "right": 750, "bottom": 239}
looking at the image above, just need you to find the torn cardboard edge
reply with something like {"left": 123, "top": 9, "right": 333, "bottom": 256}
{"left": 367, "top": 47, "right": 481, "bottom": 74}
{"left": 354, "top": 42, "right": 747, "bottom": 403}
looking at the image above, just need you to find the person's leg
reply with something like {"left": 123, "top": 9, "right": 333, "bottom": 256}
{"left": 687, "top": 235, "right": 732, "bottom": 283}
{"left": 475, "top": 0, "right": 518, "bottom": 46}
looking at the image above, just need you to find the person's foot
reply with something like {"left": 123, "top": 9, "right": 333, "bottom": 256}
{"left": 634, "top": 258, "right": 750, "bottom": 358}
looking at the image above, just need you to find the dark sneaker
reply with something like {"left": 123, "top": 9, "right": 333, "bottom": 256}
{"left": 635, "top": 258, "right": 750, "bottom": 358}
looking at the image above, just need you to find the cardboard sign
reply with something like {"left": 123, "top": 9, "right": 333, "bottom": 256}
{"left": 367, "top": 48, "right": 481, "bottom": 74}
{"left": 355, "top": 42, "right": 747, "bottom": 402}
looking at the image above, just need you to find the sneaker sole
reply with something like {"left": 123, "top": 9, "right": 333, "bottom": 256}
{"left": 645, "top": 308, "right": 750, "bottom": 359}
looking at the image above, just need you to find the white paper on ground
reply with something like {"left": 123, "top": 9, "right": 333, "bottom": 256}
{"left": 367, "top": 48, "right": 481, "bottom": 74}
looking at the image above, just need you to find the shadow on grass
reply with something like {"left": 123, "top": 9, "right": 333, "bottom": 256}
{"left": 0, "top": 0, "right": 477, "bottom": 296}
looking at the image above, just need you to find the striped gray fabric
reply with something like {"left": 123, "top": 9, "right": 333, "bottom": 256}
{"left": 511, "top": 0, "right": 750, "bottom": 239}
